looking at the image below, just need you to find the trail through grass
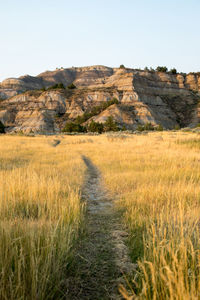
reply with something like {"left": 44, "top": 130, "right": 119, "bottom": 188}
{"left": 1, "top": 132, "right": 200, "bottom": 299}
{"left": 66, "top": 156, "right": 135, "bottom": 299}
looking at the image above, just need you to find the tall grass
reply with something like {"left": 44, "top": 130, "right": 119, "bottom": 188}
{"left": 1, "top": 133, "right": 200, "bottom": 299}
{"left": 73, "top": 132, "right": 200, "bottom": 299}
{"left": 0, "top": 136, "right": 85, "bottom": 299}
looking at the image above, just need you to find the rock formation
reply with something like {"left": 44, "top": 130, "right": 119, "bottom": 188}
{"left": 0, "top": 65, "right": 199, "bottom": 133}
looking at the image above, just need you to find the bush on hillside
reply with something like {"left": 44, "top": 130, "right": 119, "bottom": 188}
{"left": 87, "top": 120, "right": 104, "bottom": 133}
{"left": 121, "top": 125, "right": 127, "bottom": 131}
{"left": 47, "top": 83, "right": 65, "bottom": 90}
{"left": 67, "top": 83, "right": 76, "bottom": 89}
{"left": 104, "top": 116, "right": 119, "bottom": 132}
{"left": 174, "top": 124, "right": 180, "bottom": 130}
{"left": 137, "top": 122, "right": 154, "bottom": 132}
{"left": 57, "top": 83, "right": 65, "bottom": 89}
{"left": 156, "top": 66, "right": 168, "bottom": 73}
{"left": 62, "top": 122, "right": 86, "bottom": 133}
{"left": 119, "top": 64, "right": 125, "bottom": 69}
{"left": 75, "top": 98, "right": 119, "bottom": 125}
{"left": 155, "top": 124, "right": 163, "bottom": 131}
{"left": 62, "top": 116, "right": 121, "bottom": 133}
{"left": 170, "top": 68, "right": 177, "bottom": 74}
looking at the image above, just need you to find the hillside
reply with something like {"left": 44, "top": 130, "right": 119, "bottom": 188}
{"left": 0, "top": 65, "right": 200, "bottom": 133}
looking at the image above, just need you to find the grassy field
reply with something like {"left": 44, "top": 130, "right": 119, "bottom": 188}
{"left": 0, "top": 136, "right": 85, "bottom": 299}
{"left": 1, "top": 132, "right": 200, "bottom": 299}
{"left": 85, "top": 132, "right": 200, "bottom": 299}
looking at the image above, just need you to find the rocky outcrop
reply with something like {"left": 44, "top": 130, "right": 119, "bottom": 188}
{"left": 0, "top": 66, "right": 199, "bottom": 133}
{"left": 0, "top": 66, "right": 114, "bottom": 97}
{"left": 88, "top": 104, "right": 136, "bottom": 129}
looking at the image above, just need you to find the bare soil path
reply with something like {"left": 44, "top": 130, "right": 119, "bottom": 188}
{"left": 66, "top": 156, "right": 135, "bottom": 299}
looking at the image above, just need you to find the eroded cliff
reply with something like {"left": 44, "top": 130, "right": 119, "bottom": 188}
{"left": 0, "top": 65, "right": 199, "bottom": 133}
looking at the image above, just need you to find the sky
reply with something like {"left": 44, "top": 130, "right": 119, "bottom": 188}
{"left": 0, "top": 0, "right": 199, "bottom": 81}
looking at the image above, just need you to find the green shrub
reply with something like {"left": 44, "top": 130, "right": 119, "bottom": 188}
{"left": 87, "top": 120, "right": 104, "bottom": 133}
{"left": 137, "top": 124, "right": 144, "bottom": 132}
{"left": 67, "top": 83, "right": 76, "bottom": 89}
{"left": 170, "top": 68, "right": 177, "bottom": 74}
{"left": 121, "top": 125, "right": 127, "bottom": 131}
{"left": 75, "top": 114, "right": 89, "bottom": 125}
{"left": 137, "top": 123, "right": 163, "bottom": 132}
{"left": 156, "top": 66, "right": 168, "bottom": 73}
{"left": 0, "top": 121, "right": 5, "bottom": 133}
{"left": 104, "top": 116, "right": 119, "bottom": 132}
{"left": 75, "top": 98, "right": 119, "bottom": 125}
{"left": 144, "top": 123, "right": 154, "bottom": 130}
{"left": 110, "top": 98, "right": 119, "bottom": 105}
{"left": 174, "top": 124, "right": 180, "bottom": 130}
{"left": 47, "top": 83, "right": 65, "bottom": 90}
{"left": 155, "top": 124, "right": 163, "bottom": 131}
{"left": 57, "top": 83, "right": 65, "bottom": 89}
{"left": 119, "top": 64, "right": 125, "bottom": 69}
{"left": 62, "top": 122, "right": 86, "bottom": 133}
{"left": 137, "top": 123, "right": 155, "bottom": 131}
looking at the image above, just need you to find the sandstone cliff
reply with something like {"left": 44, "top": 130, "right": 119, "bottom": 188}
{"left": 0, "top": 65, "right": 199, "bottom": 133}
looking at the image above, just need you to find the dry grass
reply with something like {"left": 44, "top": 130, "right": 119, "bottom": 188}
{"left": 1, "top": 132, "right": 200, "bottom": 299}
{"left": 69, "top": 132, "right": 200, "bottom": 299}
{"left": 0, "top": 135, "right": 85, "bottom": 299}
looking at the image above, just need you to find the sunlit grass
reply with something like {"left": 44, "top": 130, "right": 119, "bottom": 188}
{"left": 72, "top": 131, "right": 200, "bottom": 299}
{"left": 177, "top": 137, "right": 200, "bottom": 148}
{"left": 1, "top": 132, "right": 200, "bottom": 299}
{"left": 0, "top": 135, "right": 85, "bottom": 299}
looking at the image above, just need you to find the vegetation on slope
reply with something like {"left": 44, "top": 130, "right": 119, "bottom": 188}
{"left": 137, "top": 122, "right": 163, "bottom": 131}
{"left": 62, "top": 98, "right": 120, "bottom": 133}
{"left": 62, "top": 115, "right": 119, "bottom": 133}
{"left": 41, "top": 82, "right": 77, "bottom": 91}
{"left": 74, "top": 98, "right": 119, "bottom": 125}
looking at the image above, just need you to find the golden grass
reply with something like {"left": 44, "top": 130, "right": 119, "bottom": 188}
{"left": 68, "top": 131, "right": 200, "bottom": 299}
{"left": 0, "top": 135, "right": 85, "bottom": 299}
{"left": 1, "top": 132, "right": 200, "bottom": 299}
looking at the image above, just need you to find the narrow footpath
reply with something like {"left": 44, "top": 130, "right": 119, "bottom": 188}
{"left": 66, "top": 156, "right": 135, "bottom": 300}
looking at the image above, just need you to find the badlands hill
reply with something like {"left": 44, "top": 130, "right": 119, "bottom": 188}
{"left": 0, "top": 65, "right": 200, "bottom": 133}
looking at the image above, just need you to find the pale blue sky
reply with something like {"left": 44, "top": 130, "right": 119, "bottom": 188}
{"left": 0, "top": 0, "right": 199, "bottom": 81}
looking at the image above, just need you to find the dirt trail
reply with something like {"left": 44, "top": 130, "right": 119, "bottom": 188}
{"left": 66, "top": 156, "right": 135, "bottom": 299}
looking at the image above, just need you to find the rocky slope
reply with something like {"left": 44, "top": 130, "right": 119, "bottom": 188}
{"left": 0, "top": 65, "right": 200, "bottom": 133}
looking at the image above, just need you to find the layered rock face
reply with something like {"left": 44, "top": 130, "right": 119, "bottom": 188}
{"left": 0, "top": 66, "right": 199, "bottom": 133}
